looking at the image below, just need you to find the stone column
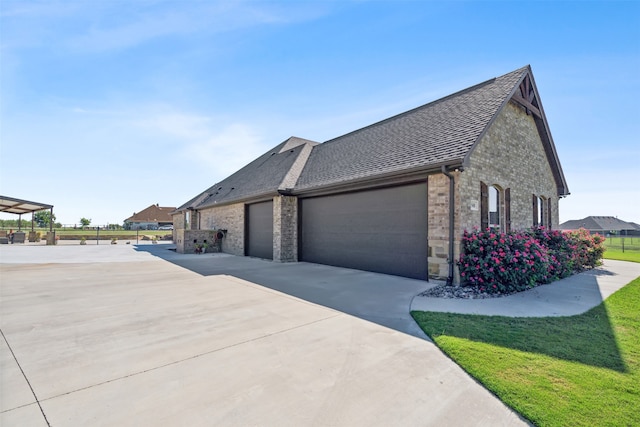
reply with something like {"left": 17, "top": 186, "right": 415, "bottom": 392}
{"left": 273, "top": 195, "right": 298, "bottom": 262}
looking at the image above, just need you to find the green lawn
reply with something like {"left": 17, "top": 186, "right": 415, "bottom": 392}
{"left": 412, "top": 277, "right": 640, "bottom": 427}
{"left": 3, "top": 228, "right": 171, "bottom": 238}
{"left": 603, "top": 236, "right": 640, "bottom": 263}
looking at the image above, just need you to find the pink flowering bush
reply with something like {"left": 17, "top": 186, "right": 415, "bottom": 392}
{"left": 564, "top": 228, "right": 605, "bottom": 270}
{"left": 531, "top": 226, "right": 576, "bottom": 279}
{"left": 458, "top": 227, "right": 605, "bottom": 294}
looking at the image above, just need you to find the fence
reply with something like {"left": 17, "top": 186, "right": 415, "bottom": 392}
{"left": 605, "top": 236, "right": 640, "bottom": 253}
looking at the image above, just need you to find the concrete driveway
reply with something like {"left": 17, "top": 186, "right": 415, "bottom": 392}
{"left": 1, "top": 244, "right": 526, "bottom": 426}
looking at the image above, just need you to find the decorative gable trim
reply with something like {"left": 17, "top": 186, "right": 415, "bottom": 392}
{"left": 464, "top": 66, "right": 569, "bottom": 197}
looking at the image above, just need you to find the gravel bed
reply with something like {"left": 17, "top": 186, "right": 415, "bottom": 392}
{"left": 419, "top": 284, "right": 519, "bottom": 299}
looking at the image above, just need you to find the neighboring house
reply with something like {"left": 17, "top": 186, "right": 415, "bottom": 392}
{"left": 174, "top": 65, "right": 569, "bottom": 284}
{"left": 124, "top": 204, "right": 176, "bottom": 230}
{"left": 559, "top": 216, "right": 640, "bottom": 236}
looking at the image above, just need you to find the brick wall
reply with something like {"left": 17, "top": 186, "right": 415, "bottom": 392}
{"left": 174, "top": 204, "right": 245, "bottom": 254}
{"left": 427, "top": 172, "right": 462, "bottom": 280}
{"left": 273, "top": 195, "right": 298, "bottom": 262}
{"left": 428, "top": 101, "right": 561, "bottom": 283}
{"left": 458, "top": 101, "right": 559, "bottom": 233}
{"left": 198, "top": 203, "right": 245, "bottom": 255}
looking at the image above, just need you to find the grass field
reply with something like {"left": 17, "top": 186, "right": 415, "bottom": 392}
{"left": 412, "top": 277, "right": 640, "bottom": 427}
{"left": 1, "top": 228, "right": 171, "bottom": 240}
{"left": 603, "top": 236, "right": 640, "bottom": 263}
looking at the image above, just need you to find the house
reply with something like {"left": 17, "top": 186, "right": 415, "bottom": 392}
{"left": 559, "top": 216, "right": 640, "bottom": 236}
{"left": 124, "top": 204, "right": 176, "bottom": 230}
{"left": 173, "top": 65, "right": 569, "bottom": 284}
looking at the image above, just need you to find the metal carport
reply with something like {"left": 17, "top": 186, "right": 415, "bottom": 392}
{"left": 0, "top": 195, "right": 55, "bottom": 232}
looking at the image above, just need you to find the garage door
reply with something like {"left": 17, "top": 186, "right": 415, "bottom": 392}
{"left": 300, "top": 183, "right": 428, "bottom": 280}
{"left": 246, "top": 200, "right": 273, "bottom": 260}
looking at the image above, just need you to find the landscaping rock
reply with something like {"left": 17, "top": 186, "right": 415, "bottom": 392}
{"left": 420, "top": 285, "right": 518, "bottom": 299}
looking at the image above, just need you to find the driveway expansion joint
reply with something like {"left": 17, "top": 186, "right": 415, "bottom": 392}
{"left": 37, "top": 313, "right": 343, "bottom": 404}
{"left": 1, "top": 328, "right": 51, "bottom": 426}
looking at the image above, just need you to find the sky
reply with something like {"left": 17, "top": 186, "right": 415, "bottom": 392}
{"left": 1, "top": 0, "right": 639, "bottom": 226}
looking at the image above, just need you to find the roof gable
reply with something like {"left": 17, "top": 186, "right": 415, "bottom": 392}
{"left": 125, "top": 205, "right": 176, "bottom": 222}
{"left": 464, "top": 67, "right": 569, "bottom": 196}
{"left": 295, "top": 66, "right": 552, "bottom": 192}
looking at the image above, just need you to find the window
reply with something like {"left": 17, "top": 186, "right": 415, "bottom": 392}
{"left": 481, "top": 182, "right": 508, "bottom": 231}
{"left": 533, "top": 195, "right": 549, "bottom": 227}
{"left": 489, "top": 186, "right": 500, "bottom": 227}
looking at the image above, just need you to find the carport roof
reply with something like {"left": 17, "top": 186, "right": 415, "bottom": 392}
{"left": 0, "top": 195, "right": 53, "bottom": 215}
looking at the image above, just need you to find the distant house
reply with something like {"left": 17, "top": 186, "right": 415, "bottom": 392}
{"left": 559, "top": 216, "right": 640, "bottom": 236}
{"left": 124, "top": 204, "right": 175, "bottom": 230}
{"left": 174, "top": 65, "right": 569, "bottom": 284}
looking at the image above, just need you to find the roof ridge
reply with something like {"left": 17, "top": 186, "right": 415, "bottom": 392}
{"left": 278, "top": 142, "right": 316, "bottom": 191}
{"left": 320, "top": 66, "right": 529, "bottom": 146}
{"left": 279, "top": 136, "right": 319, "bottom": 153}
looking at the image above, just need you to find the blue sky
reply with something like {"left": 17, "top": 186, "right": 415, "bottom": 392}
{"left": 1, "top": 0, "right": 639, "bottom": 226}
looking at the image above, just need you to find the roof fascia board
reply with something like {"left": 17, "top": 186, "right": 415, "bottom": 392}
{"left": 526, "top": 71, "right": 570, "bottom": 196}
{"left": 195, "top": 191, "right": 279, "bottom": 210}
{"left": 292, "top": 160, "right": 462, "bottom": 198}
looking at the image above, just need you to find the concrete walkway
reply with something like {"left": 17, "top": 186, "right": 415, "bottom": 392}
{"left": 0, "top": 244, "right": 527, "bottom": 426}
{"left": 411, "top": 259, "right": 640, "bottom": 317}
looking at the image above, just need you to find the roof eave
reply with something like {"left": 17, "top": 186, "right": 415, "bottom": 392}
{"left": 292, "top": 159, "right": 464, "bottom": 197}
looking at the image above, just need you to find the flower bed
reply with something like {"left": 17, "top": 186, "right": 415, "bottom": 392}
{"left": 457, "top": 227, "right": 605, "bottom": 294}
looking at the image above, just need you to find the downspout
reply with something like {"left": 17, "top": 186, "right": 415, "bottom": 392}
{"left": 441, "top": 165, "right": 456, "bottom": 286}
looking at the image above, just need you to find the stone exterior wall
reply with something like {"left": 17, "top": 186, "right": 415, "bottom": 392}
{"left": 427, "top": 172, "right": 462, "bottom": 281}
{"left": 180, "top": 229, "right": 220, "bottom": 254}
{"left": 171, "top": 212, "right": 185, "bottom": 243}
{"left": 174, "top": 204, "right": 245, "bottom": 255}
{"left": 273, "top": 195, "right": 298, "bottom": 262}
{"left": 428, "top": 102, "right": 561, "bottom": 283}
{"left": 458, "top": 101, "right": 559, "bottom": 234}
{"left": 198, "top": 203, "right": 245, "bottom": 255}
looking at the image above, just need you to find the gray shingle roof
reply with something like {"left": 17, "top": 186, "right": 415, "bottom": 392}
{"left": 295, "top": 67, "right": 529, "bottom": 190}
{"left": 177, "top": 137, "right": 318, "bottom": 210}
{"left": 125, "top": 205, "right": 176, "bottom": 222}
{"left": 559, "top": 216, "right": 637, "bottom": 232}
{"left": 177, "top": 65, "right": 568, "bottom": 211}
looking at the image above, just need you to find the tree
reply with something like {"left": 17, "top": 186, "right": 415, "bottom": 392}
{"left": 80, "top": 218, "right": 91, "bottom": 228}
{"left": 34, "top": 210, "right": 56, "bottom": 228}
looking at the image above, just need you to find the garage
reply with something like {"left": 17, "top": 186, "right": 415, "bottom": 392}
{"left": 246, "top": 200, "right": 273, "bottom": 260}
{"left": 299, "top": 183, "right": 428, "bottom": 280}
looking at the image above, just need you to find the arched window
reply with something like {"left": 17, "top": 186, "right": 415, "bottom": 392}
{"left": 481, "top": 182, "right": 507, "bottom": 231}
{"left": 489, "top": 186, "right": 500, "bottom": 228}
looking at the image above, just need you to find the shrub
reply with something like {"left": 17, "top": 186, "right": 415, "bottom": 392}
{"left": 565, "top": 228, "right": 605, "bottom": 271}
{"left": 531, "top": 226, "right": 576, "bottom": 280}
{"left": 458, "top": 229, "right": 551, "bottom": 293}
{"left": 458, "top": 227, "right": 604, "bottom": 294}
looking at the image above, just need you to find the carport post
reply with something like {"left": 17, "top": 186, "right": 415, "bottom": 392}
{"left": 50, "top": 207, "right": 54, "bottom": 232}
{"left": 97, "top": 227, "right": 100, "bottom": 245}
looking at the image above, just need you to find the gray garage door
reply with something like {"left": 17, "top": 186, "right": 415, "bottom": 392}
{"left": 300, "top": 183, "right": 428, "bottom": 280}
{"left": 246, "top": 200, "right": 273, "bottom": 260}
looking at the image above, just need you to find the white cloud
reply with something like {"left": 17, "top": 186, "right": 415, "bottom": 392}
{"left": 181, "top": 122, "right": 266, "bottom": 179}
{"left": 52, "top": 1, "right": 332, "bottom": 54}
